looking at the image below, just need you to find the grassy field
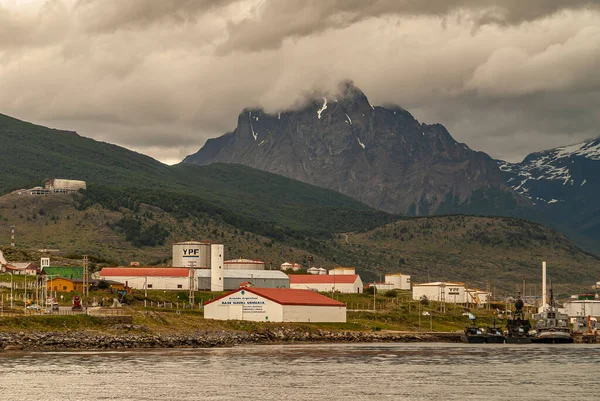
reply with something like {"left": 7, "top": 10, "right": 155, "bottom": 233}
{"left": 0, "top": 286, "right": 510, "bottom": 335}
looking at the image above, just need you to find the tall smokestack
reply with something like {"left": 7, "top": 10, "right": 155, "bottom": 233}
{"left": 542, "top": 261, "right": 547, "bottom": 311}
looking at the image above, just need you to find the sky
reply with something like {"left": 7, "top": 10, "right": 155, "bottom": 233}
{"left": 1, "top": 0, "right": 599, "bottom": 164}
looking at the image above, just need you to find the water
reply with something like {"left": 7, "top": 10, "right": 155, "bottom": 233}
{"left": 1, "top": 343, "right": 599, "bottom": 400}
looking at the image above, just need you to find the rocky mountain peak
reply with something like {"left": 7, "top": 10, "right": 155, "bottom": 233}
{"left": 184, "top": 82, "right": 512, "bottom": 216}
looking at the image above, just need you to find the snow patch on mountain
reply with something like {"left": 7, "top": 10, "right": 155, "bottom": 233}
{"left": 317, "top": 98, "right": 327, "bottom": 119}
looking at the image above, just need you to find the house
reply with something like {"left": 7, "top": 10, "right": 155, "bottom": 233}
{"left": 204, "top": 287, "right": 346, "bottom": 322}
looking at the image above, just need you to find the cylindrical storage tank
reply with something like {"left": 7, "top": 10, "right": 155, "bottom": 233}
{"left": 172, "top": 241, "right": 211, "bottom": 268}
{"left": 329, "top": 267, "right": 356, "bottom": 275}
{"left": 224, "top": 259, "right": 265, "bottom": 270}
{"left": 292, "top": 263, "right": 302, "bottom": 272}
{"left": 318, "top": 267, "right": 327, "bottom": 275}
{"left": 307, "top": 267, "right": 319, "bottom": 275}
{"left": 280, "top": 262, "right": 292, "bottom": 271}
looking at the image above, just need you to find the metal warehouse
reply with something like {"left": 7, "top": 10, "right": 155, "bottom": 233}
{"left": 204, "top": 287, "right": 347, "bottom": 322}
{"left": 197, "top": 270, "right": 289, "bottom": 291}
{"left": 289, "top": 274, "right": 363, "bottom": 293}
{"left": 99, "top": 267, "right": 190, "bottom": 290}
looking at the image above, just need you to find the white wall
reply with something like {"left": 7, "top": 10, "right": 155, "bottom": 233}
{"left": 204, "top": 292, "right": 283, "bottom": 322}
{"left": 385, "top": 274, "right": 411, "bottom": 290}
{"left": 282, "top": 305, "right": 346, "bottom": 323}
{"left": 204, "top": 291, "right": 346, "bottom": 322}
{"left": 412, "top": 284, "right": 467, "bottom": 303}
{"left": 561, "top": 301, "right": 600, "bottom": 318}
{"left": 100, "top": 275, "right": 188, "bottom": 290}
{"left": 210, "top": 244, "right": 224, "bottom": 292}
{"left": 290, "top": 278, "right": 362, "bottom": 294}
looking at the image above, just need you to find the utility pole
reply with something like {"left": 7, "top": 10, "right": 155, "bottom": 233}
{"left": 188, "top": 260, "right": 196, "bottom": 306}
{"left": 83, "top": 255, "right": 89, "bottom": 299}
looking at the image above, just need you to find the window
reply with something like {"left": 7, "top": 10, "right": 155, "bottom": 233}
{"left": 147, "top": 284, "right": 153, "bottom": 289}
{"left": 63, "top": 286, "right": 67, "bottom": 291}
{"left": 177, "top": 284, "right": 182, "bottom": 289}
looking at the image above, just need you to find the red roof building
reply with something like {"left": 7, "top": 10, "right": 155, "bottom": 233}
{"left": 100, "top": 267, "right": 189, "bottom": 277}
{"left": 204, "top": 287, "right": 346, "bottom": 322}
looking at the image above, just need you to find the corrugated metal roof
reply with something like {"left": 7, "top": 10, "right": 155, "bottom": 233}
{"left": 100, "top": 267, "right": 189, "bottom": 277}
{"left": 224, "top": 259, "right": 265, "bottom": 264}
{"left": 205, "top": 287, "right": 345, "bottom": 307}
{"left": 196, "top": 270, "right": 288, "bottom": 279}
{"left": 289, "top": 274, "right": 359, "bottom": 284}
{"left": 413, "top": 282, "right": 465, "bottom": 287}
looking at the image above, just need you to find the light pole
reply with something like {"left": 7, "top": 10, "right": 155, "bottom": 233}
{"left": 373, "top": 285, "right": 377, "bottom": 311}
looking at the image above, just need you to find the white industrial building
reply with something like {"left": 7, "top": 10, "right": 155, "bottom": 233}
{"left": 561, "top": 300, "right": 600, "bottom": 318}
{"left": 99, "top": 267, "right": 191, "bottom": 290}
{"left": 384, "top": 273, "right": 411, "bottom": 290}
{"left": 204, "top": 287, "right": 346, "bottom": 322}
{"left": 224, "top": 259, "right": 265, "bottom": 270}
{"left": 289, "top": 274, "right": 363, "bottom": 293}
{"left": 171, "top": 241, "right": 224, "bottom": 291}
{"left": 44, "top": 179, "right": 87, "bottom": 193}
{"left": 328, "top": 267, "right": 356, "bottom": 275}
{"left": 197, "top": 270, "right": 289, "bottom": 290}
{"left": 413, "top": 282, "right": 468, "bottom": 303}
{"left": 413, "top": 282, "right": 489, "bottom": 306}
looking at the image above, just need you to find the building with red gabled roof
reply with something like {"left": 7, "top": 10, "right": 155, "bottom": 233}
{"left": 289, "top": 274, "right": 363, "bottom": 294}
{"left": 204, "top": 287, "right": 346, "bottom": 322}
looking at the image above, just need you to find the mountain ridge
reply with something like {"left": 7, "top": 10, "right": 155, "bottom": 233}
{"left": 184, "top": 81, "right": 514, "bottom": 216}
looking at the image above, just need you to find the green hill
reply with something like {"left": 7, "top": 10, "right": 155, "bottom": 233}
{"left": 0, "top": 113, "right": 394, "bottom": 237}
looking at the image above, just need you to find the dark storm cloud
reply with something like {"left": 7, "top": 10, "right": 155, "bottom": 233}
{"left": 0, "top": 0, "right": 599, "bottom": 164}
{"left": 72, "top": 0, "right": 238, "bottom": 33}
{"left": 218, "top": 0, "right": 600, "bottom": 53}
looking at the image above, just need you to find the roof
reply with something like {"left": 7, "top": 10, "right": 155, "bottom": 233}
{"left": 413, "top": 281, "right": 465, "bottom": 287}
{"left": 205, "top": 287, "right": 346, "bottom": 307}
{"left": 172, "top": 241, "right": 212, "bottom": 245}
{"left": 42, "top": 266, "right": 84, "bottom": 279}
{"left": 10, "top": 262, "right": 35, "bottom": 270}
{"left": 196, "top": 269, "right": 289, "bottom": 279}
{"left": 224, "top": 259, "right": 265, "bottom": 264}
{"left": 289, "top": 274, "right": 360, "bottom": 284}
{"left": 100, "top": 267, "right": 189, "bottom": 277}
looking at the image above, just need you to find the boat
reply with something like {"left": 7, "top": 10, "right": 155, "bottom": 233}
{"left": 505, "top": 295, "right": 532, "bottom": 344}
{"left": 461, "top": 326, "right": 486, "bottom": 343}
{"left": 531, "top": 286, "right": 573, "bottom": 344}
{"left": 485, "top": 326, "right": 505, "bottom": 343}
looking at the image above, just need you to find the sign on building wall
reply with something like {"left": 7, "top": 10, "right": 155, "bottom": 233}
{"left": 220, "top": 290, "right": 267, "bottom": 315}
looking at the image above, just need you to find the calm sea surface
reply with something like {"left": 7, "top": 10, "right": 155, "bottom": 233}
{"left": 1, "top": 343, "right": 599, "bottom": 400}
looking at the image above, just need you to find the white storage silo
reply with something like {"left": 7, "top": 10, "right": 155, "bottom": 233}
{"left": 292, "top": 263, "right": 302, "bottom": 272}
{"left": 318, "top": 267, "right": 327, "bottom": 275}
{"left": 280, "top": 262, "right": 293, "bottom": 271}
{"left": 172, "top": 241, "right": 212, "bottom": 268}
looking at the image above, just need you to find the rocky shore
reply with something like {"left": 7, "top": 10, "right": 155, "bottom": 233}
{"left": 0, "top": 327, "right": 461, "bottom": 351}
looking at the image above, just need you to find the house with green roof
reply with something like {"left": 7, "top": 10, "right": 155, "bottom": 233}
{"left": 41, "top": 266, "right": 84, "bottom": 280}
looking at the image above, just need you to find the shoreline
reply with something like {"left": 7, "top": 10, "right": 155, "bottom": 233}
{"left": 0, "top": 328, "right": 462, "bottom": 351}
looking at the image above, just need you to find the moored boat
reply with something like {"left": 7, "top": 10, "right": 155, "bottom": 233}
{"left": 531, "top": 287, "right": 573, "bottom": 344}
{"left": 461, "top": 326, "right": 486, "bottom": 343}
{"left": 506, "top": 295, "right": 532, "bottom": 344}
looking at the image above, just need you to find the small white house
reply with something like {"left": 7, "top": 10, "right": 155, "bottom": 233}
{"left": 289, "top": 274, "right": 363, "bottom": 293}
{"left": 204, "top": 287, "right": 346, "bottom": 322}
